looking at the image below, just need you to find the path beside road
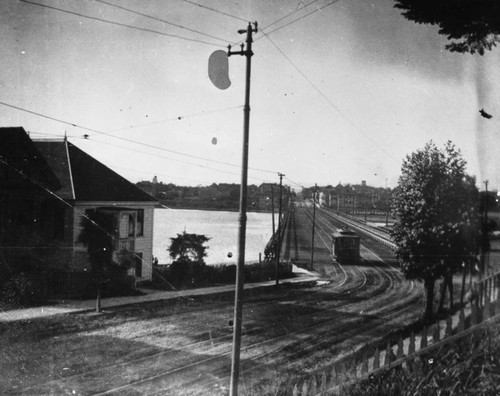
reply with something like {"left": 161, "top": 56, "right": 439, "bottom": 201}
{"left": 0, "top": 265, "right": 320, "bottom": 322}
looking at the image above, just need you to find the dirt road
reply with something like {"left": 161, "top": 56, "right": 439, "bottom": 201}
{"left": 0, "top": 205, "right": 423, "bottom": 395}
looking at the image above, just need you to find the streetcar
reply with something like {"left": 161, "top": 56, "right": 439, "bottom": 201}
{"left": 332, "top": 229, "right": 360, "bottom": 264}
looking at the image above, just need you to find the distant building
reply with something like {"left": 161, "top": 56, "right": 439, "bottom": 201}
{"left": 0, "top": 127, "right": 157, "bottom": 297}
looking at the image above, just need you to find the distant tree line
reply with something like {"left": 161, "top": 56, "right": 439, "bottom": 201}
{"left": 136, "top": 181, "right": 290, "bottom": 212}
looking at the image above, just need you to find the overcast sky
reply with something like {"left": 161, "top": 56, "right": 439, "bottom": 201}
{"left": 1, "top": 0, "right": 499, "bottom": 191}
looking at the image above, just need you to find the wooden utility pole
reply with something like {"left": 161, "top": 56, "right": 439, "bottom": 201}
{"left": 481, "top": 180, "right": 489, "bottom": 278}
{"left": 310, "top": 184, "right": 317, "bottom": 270}
{"left": 271, "top": 184, "right": 275, "bottom": 235}
{"left": 228, "top": 22, "right": 258, "bottom": 396}
{"left": 275, "top": 172, "right": 285, "bottom": 286}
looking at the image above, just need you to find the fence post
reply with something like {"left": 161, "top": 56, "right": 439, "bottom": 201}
{"left": 445, "top": 316, "right": 453, "bottom": 337}
{"left": 301, "top": 379, "right": 309, "bottom": 396}
{"left": 458, "top": 309, "right": 465, "bottom": 331}
{"left": 432, "top": 323, "right": 441, "bottom": 343}
{"left": 471, "top": 302, "right": 479, "bottom": 325}
{"left": 420, "top": 327, "right": 428, "bottom": 349}
{"left": 361, "top": 353, "right": 369, "bottom": 376}
{"left": 310, "top": 376, "right": 317, "bottom": 395}
{"left": 384, "top": 341, "right": 393, "bottom": 366}
{"left": 373, "top": 348, "right": 380, "bottom": 370}
{"left": 329, "top": 365, "right": 337, "bottom": 388}
{"left": 338, "top": 362, "right": 346, "bottom": 383}
{"left": 320, "top": 370, "right": 327, "bottom": 392}
{"left": 484, "top": 294, "right": 490, "bottom": 320}
{"left": 408, "top": 332, "right": 415, "bottom": 355}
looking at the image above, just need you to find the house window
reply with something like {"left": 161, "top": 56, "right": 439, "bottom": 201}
{"left": 128, "top": 213, "right": 135, "bottom": 237}
{"left": 120, "top": 213, "right": 135, "bottom": 237}
{"left": 135, "top": 252, "right": 143, "bottom": 277}
{"left": 136, "top": 209, "right": 144, "bottom": 236}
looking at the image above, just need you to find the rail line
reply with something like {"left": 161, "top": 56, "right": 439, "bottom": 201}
{"left": 12, "top": 205, "right": 420, "bottom": 395}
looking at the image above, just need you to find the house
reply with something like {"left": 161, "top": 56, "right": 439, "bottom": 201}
{"left": 0, "top": 127, "right": 157, "bottom": 297}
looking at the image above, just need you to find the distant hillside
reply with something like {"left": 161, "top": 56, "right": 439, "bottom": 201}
{"left": 136, "top": 181, "right": 294, "bottom": 212}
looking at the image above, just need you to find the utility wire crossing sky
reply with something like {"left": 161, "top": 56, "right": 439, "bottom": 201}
{"left": 1, "top": 0, "right": 499, "bottom": 190}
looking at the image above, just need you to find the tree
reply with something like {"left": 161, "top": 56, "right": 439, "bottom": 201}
{"left": 391, "top": 141, "right": 479, "bottom": 321}
{"left": 78, "top": 210, "right": 117, "bottom": 312}
{"left": 168, "top": 232, "right": 210, "bottom": 263}
{"left": 394, "top": 0, "right": 500, "bottom": 54}
{"left": 168, "top": 232, "right": 210, "bottom": 286}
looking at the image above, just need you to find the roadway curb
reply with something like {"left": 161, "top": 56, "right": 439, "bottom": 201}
{"left": 0, "top": 266, "right": 321, "bottom": 322}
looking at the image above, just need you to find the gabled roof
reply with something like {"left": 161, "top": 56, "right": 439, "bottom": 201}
{"left": 34, "top": 139, "right": 157, "bottom": 203}
{"left": 0, "top": 127, "right": 61, "bottom": 190}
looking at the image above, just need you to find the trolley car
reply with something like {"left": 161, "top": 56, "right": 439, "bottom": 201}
{"left": 332, "top": 230, "right": 360, "bottom": 264}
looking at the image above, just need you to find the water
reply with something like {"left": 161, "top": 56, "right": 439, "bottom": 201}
{"left": 153, "top": 208, "right": 274, "bottom": 265}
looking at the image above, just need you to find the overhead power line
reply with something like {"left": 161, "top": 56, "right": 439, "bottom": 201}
{"left": 257, "top": 0, "right": 341, "bottom": 40}
{"left": 106, "top": 105, "right": 243, "bottom": 133}
{"left": 284, "top": 176, "right": 306, "bottom": 189}
{"left": 19, "top": 0, "right": 224, "bottom": 48}
{"left": 95, "top": 0, "right": 231, "bottom": 44}
{"left": 182, "top": 0, "right": 249, "bottom": 23}
{"left": 88, "top": 137, "right": 245, "bottom": 179}
{"left": 261, "top": 32, "right": 399, "bottom": 163}
{"left": 260, "top": 0, "right": 319, "bottom": 31}
{"left": 0, "top": 101, "right": 277, "bottom": 175}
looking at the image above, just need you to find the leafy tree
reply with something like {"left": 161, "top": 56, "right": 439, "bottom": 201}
{"left": 168, "top": 232, "right": 210, "bottom": 264}
{"left": 391, "top": 141, "right": 479, "bottom": 321}
{"left": 167, "top": 232, "right": 210, "bottom": 287}
{"left": 79, "top": 210, "right": 117, "bottom": 312}
{"left": 394, "top": 0, "right": 500, "bottom": 54}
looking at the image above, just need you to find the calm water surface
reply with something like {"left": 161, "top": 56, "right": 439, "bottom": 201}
{"left": 153, "top": 208, "right": 274, "bottom": 265}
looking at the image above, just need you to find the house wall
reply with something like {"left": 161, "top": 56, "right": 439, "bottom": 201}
{"left": 134, "top": 205, "right": 154, "bottom": 281}
{"left": 72, "top": 202, "right": 156, "bottom": 281}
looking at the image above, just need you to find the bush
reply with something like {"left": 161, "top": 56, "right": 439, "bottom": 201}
{"left": 0, "top": 271, "right": 47, "bottom": 306}
{"left": 150, "top": 261, "right": 294, "bottom": 290}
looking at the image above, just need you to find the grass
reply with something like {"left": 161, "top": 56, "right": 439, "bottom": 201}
{"left": 246, "top": 320, "right": 500, "bottom": 396}
{"left": 342, "top": 320, "right": 500, "bottom": 396}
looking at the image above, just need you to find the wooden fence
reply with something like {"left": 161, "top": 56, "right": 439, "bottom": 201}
{"left": 290, "top": 271, "right": 500, "bottom": 396}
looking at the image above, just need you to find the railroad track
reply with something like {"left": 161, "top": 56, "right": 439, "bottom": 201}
{"left": 6, "top": 205, "right": 422, "bottom": 396}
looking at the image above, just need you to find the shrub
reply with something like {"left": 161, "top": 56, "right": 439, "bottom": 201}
{"left": 1, "top": 271, "right": 47, "bottom": 306}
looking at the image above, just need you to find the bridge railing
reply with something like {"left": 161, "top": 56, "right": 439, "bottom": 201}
{"left": 321, "top": 208, "right": 396, "bottom": 250}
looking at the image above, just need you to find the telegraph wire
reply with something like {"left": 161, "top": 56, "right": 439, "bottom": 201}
{"left": 260, "top": 0, "right": 319, "bottom": 31}
{"left": 261, "top": 32, "right": 399, "bottom": 163}
{"left": 81, "top": 137, "right": 275, "bottom": 184}
{"left": 107, "top": 162, "right": 274, "bottom": 185}
{"left": 28, "top": 131, "right": 85, "bottom": 140}
{"left": 0, "top": 101, "right": 278, "bottom": 175}
{"left": 19, "top": 0, "right": 224, "bottom": 48}
{"left": 0, "top": 101, "right": 95, "bottom": 133}
{"left": 95, "top": 0, "right": 231, "bottom": 44}
{"left": 181, "top": 0, "right": 249, "bottom": 23}
{"left": 105, "top": 105, "right": 244, "bottom": 133}
{"left": 284, "top": 176, "right": 306, "bottom": 190}
{"left": 256, "top": 0, "right": 341, "bottom": 40}
{"left": 85, "top": 137, "right": 245, "bottom": 179}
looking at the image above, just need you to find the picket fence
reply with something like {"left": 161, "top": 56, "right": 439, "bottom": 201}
{"left": 290, "top": 270, "right": 500, "bottom": 396}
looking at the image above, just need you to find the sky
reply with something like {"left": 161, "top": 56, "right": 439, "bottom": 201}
{"left": 1, "top": 0, "right": 499, "bottom": 192}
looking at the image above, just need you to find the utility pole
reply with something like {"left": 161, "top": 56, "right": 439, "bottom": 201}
{"left": 481, "top": 180, "right": 489, "bottom": 279}
{"left": 275, "top": 172, "right": 285, "bottom": 286}
{"left": 228, "top": 21, "right": 258, "bottom": 396}
{"left": 271, "top": 184, "right": 275, "bottom": 235}
{"left": 310, "top": 184, "right": 317, "bottom": 270}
